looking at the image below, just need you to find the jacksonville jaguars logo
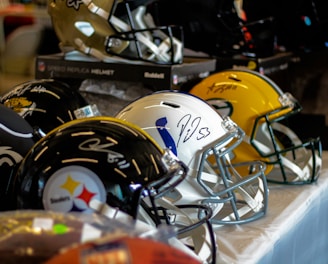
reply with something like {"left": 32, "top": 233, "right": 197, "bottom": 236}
{"left": 3, "top": 97, "right": 36, "bottom": 118}
{"left": 2, "top": 84, "right": 60, "bottom": 118}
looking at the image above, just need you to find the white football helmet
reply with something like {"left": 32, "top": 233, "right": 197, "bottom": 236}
{"left": 116, "top": 91, "right": 269, "bottom": 225}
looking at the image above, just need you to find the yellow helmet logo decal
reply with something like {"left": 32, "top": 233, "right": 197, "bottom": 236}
{"left": 4, "top": 97, "right": 35, "bottom": 117}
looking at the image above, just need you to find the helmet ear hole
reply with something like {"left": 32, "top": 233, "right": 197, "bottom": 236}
{"left": 228, "top": 75, "right": 241, "bottom": 82}
{"left": 75, "top": 21, "right": 95, "bottom": 37}
{"left": 161, "top": 102, "right": 180, "bottom": 108}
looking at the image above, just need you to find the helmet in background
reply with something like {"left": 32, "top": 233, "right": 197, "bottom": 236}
{"left": 48, "top": 0, "right": 183, "bottom": 64}
{"left": 0, "top": 79, "right": 99, "bottom": 137}
{"left": 151, "top": 0, "right": 275, "bottom": 57}
{"left": 116, "top": 91, "right": 268, "bottom": 225}
{"left": 0, "top": 104, "right": 36, "bottom": 211}
{"left": 190, "top": 69, "right": 322, "bottom": 184}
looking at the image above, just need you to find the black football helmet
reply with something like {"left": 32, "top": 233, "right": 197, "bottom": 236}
{"left": 0, "top": 104, "right": 37, "bottom": 211}
{"left": 12, "top": 116, "right": 217, "bottom": 263}
{"left": 13, "top": 116, "right": 187, "bottom": 217}
{"left": 0, "top": 79, "right": 100, "bottom": 138}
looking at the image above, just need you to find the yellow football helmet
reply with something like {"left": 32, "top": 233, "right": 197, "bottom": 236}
{"left": 190, "top": 69, "right": 322, "bottom": 184}
{"left": 48, "top": 0, "right": 183, "bottom": 64}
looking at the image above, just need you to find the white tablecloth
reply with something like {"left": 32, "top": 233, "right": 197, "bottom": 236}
{"left": 215, "top": 152, "right": 328, "bottom": 264}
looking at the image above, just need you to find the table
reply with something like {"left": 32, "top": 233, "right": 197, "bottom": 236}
{"left": 215, "top": 152, "right": 328, "bottom": 263}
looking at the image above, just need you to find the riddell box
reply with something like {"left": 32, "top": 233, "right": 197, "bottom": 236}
{"left": 35, "top": 52, "right": 216, "bottom": 90}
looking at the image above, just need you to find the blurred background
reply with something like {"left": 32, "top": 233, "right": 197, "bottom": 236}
{"left": 1, "top": 0, "right": 328, "bottom": 145}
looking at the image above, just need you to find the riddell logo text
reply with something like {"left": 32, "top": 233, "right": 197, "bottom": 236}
{"left": 144, "top": 72, "right": 165, "bottom": 79}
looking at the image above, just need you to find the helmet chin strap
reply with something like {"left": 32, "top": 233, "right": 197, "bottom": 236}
{"left": 89, "top": 199, "right": 204, "bottom": 262}
{"left": 89, "top": 199, "right": 134, "bottom": 221}
{"left": 156, "top": 197, "right": 216, "bottom": 264}
{"left": 79, "top": 0, "right": 182, "bottom": 63}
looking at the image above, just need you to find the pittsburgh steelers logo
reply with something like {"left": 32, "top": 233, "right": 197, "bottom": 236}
{"left": 43, "top": 165, "right": 106, "bottom": 213}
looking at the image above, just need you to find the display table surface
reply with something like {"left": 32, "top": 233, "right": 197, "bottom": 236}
{"left": 215, "top": 151, "right": 328, "bottom": 264}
